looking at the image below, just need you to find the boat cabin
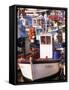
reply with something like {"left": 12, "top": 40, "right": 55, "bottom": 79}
{"left": 40, "top": 33, "right": 53, "bottom": 58}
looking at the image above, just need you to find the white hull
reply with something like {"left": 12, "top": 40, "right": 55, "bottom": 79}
{"left": 18, "top": 62, "right": 60, "bottom": 81}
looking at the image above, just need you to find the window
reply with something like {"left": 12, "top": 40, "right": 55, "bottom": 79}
{"left": 41, "top": 36, "right": 45, "bottom": 44}
{"left": 41, "top": 36, "right": 51, "bottom": 44}
{"left": 46, "top": 36, "right": 51, "bottom": 44}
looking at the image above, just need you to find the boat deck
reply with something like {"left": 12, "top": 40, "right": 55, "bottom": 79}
{"left": 18, "top": 58, "right": 61, "bottom": 64}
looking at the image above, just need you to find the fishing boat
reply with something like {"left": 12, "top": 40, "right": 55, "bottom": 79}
{"left": 18, "top": 33, "right": 61, "bottom": 81}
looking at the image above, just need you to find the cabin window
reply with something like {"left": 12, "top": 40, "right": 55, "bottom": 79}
{"left": 45, "top": 36, "right": 51, "bottom": 44}
{"left": 41, "top": 36, "right": 51, "bottom": 44}
{"left": 41, "top": 36, "right": 45, "bottom": 44}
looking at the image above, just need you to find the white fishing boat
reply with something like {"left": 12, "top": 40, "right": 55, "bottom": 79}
{"left": 18, "top": 33, "right": 61, "bottom": 81}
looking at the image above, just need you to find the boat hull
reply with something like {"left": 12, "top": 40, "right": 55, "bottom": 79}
{"left": 18, "top": 62, "right": 60, "bottom": 81}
